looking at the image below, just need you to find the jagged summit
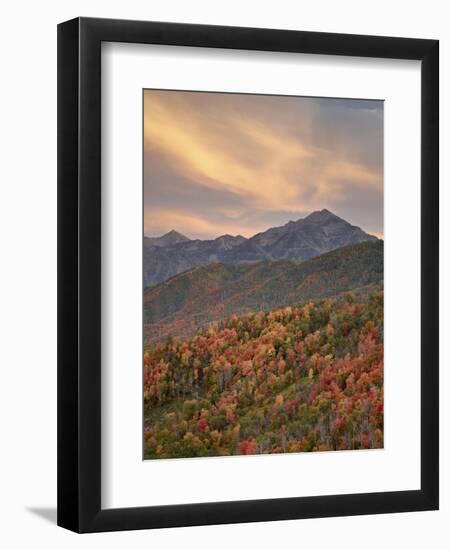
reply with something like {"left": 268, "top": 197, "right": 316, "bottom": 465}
{"left": 215, "top": 234, "right": 246, "bottom": 243}
{"left": 164, "top": 229, "right": 188, "bottom": 238}
{"left": 304, "top": 208, "right": 339, "bottom": 223}
{"left": 145, "top": 230, "right": 190, "bottom": 247}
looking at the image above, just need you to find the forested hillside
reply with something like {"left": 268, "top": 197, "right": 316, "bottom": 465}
{"left": 144, "top": 240, "right": 383, "bottom": 344}
{"left": 144, "top": 292, "right": 384, "bottom": 459}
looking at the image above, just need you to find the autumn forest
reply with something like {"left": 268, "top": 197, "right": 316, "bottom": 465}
{"left": 144, "top": 291, "right": 384, "bottom": 459}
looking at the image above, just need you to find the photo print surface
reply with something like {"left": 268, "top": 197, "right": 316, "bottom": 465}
{"left": 143, "top": 90, "right": 384, "bottom": 460}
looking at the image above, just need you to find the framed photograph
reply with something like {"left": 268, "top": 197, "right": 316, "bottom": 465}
{"left": 57, "top": 17, "right": 439, "bottom": 532}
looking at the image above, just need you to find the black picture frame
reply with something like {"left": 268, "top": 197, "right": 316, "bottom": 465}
{"left": 57, "top": 17, "right": 439, "bottom": 533}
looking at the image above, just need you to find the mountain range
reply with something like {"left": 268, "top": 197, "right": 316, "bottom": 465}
{"left": 143, "top": 209, "right": 378, "bottom": 288}
{"left": 144, "top": 239, "right": 383, "bottom": 344}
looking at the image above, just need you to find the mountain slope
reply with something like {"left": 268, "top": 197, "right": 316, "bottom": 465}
{"left": 144, "top": 239, "right": 383, "bottom": 344}
{"left": 144, "top": 293, "right": 384, "bottom": 459}
{"left": 251, "top": 209, "right": 376, "bottom": 260}
{"left": 143, "top": 210, "right": 378, "bottom": 287}
{"left": 144, "top": 233, "right": 248, "bottom": 287}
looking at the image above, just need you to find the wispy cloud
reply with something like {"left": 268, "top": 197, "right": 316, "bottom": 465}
{"left": 144, "top": 90, "right": 383, "bottom": 239}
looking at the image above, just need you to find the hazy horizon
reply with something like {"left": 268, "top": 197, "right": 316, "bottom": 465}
{"left": 144, "top": 90, "right": 384, "bottom": 240}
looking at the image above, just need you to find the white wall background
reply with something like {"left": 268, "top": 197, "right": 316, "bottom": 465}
{"left": 0, "top": 0, "right": 447, "bottom": 547}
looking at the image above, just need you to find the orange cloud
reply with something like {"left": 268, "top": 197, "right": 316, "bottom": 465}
{"left": 143, "top": 90, "right": 383, "bottom": 237}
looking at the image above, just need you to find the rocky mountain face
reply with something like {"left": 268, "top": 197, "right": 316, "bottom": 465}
{"left": 143, "top": 210, "right": 378, "bottom": 287}
{"left": 144, "top": 240, "right": 383, "bottom": 344}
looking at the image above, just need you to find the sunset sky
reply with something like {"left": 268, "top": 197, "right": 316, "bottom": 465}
{"left": 143, "top": 90, "right": 383, "bottom": 240}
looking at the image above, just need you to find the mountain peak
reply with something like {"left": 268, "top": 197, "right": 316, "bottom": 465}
{"left": 215, "top": 233, "right": 247, "bottom": 242}
{"left": 162, "top": 229, "right": 189, "bottom": 240}
{"left": 304, "top": 209, "right": 339, "bottom": 223}
{"left": 214, "top": 234, "right": 248, "bottom": 250}
{"left": 145, "top": 230, "right": 190, "bottom": 248}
